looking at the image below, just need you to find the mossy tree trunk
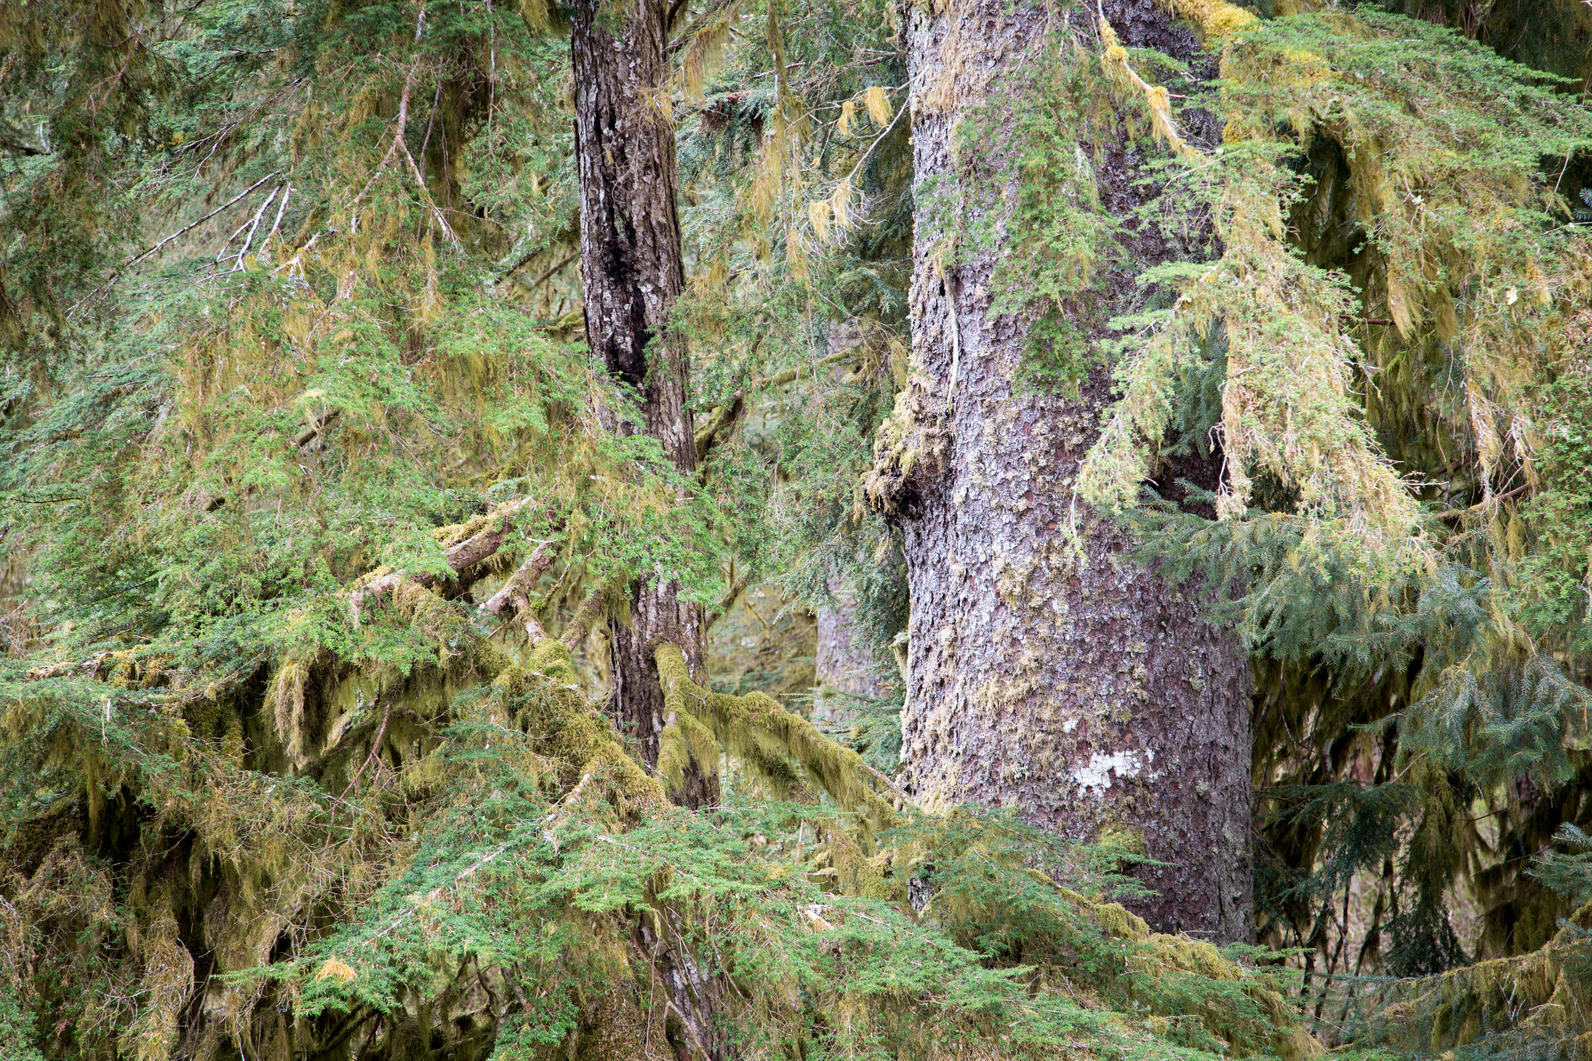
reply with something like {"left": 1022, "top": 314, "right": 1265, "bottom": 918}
{"left": 571, "top": 0, "right": 712, "bottom": 805}
{"left": 570, "top": 10, "right": 726, "bottom": 1049}
{"left": 881, "top": 0, "right": 1254, "bottom": 940}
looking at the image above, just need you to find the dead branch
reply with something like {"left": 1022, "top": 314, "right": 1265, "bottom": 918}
{"left": 129, "top": 171, "right": 281, "bottom": 270}
{"left": 347, "top": 498, "right": 538, "bottom": 623}
{"left": 218, "top": 182, "right": 284, "bottom": 270}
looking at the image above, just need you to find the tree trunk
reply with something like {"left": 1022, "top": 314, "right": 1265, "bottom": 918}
{"left": 570, "top": 0, "right": 709, "bottom": 789}
{"left": 569, "top": 6, "right": 727, "bottom": 1054}
{"left": 814, "top": 577, "right": 885, "bottom": 729}
{"left": 878, "top": 0, "right": 1254, "bottom": 940}
{"left": 814, "top": 321, "right": 889, "bottom": 731}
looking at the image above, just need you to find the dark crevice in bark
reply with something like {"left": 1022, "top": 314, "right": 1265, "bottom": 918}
{"left": 571, "top": 0, "right": 712, "bottom": 788}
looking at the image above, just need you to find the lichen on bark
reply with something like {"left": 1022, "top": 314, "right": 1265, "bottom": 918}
{"left": 877, "top": 0, "right": 1254, "bottom": 941}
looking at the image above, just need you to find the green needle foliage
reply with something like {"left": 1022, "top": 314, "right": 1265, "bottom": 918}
{"left": 5, "top": 0, "right": 1592, "bottom": 1058}
{"left": 1071, "top": 0, "right": 1592, "bottom": 1046}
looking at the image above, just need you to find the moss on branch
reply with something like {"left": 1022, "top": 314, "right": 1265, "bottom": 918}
{"left": 653, "top": 642, "right": 899, "bottom": 827}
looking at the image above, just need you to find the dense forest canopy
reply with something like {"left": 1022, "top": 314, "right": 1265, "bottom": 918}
{"left": 3, "top": 0, "right": 1592, "bottom": 1058}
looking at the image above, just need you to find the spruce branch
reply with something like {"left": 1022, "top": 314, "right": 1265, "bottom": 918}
{"left": 348, "top": 497, "right": 541, "bottom": 623}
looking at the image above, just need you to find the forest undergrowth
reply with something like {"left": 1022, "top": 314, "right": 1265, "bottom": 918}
{"left": 4, "top": 0, "right": 1592, "bottom": 1058}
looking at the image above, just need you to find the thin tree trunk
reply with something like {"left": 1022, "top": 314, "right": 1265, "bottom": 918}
{"left": 571, "top": 0, "right": 711, "bottom": 801}
{"left": 569, "top": 5, "right": 727, "bottom": 1053}
{"left": 877, "top": 0, "right": 1253, "bottom": 940}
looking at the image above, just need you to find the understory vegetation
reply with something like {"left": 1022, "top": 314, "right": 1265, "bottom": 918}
{"left": 3, "top": 0, "right": 1592, "bottom": 1058}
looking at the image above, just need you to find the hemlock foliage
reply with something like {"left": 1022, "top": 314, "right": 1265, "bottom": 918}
{"left": 2, "top": 0, "right": 1592, "bottom": 1058}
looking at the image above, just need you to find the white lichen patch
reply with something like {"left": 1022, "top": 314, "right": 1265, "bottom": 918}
{"left": 1070, "top": 747, "right": 1156, "bottom": 794}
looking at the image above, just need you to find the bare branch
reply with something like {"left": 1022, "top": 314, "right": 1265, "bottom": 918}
{"left": 263, "top": 181, "right": 292, "bottom": 249}
{"left": 348, "top": 498, "right": 538, "bottom": 623}
{"left": 219, "top": 183, "right": 284, "bottom": 270}
{"left": 127, "top": 171, "right": 281, "bottom": 270}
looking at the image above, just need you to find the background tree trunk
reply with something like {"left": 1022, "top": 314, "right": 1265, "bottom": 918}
{"left": 814, "top": 322, "right": 889, "bottom": 731}
{"left": 571, "top": 0, "right": 709, "bottom": 791}
{"left": 814, "top": 577, "right": 885, "bottom": 729}
{"left": 881, "top": 0, "right": 1254, "bottom": 940}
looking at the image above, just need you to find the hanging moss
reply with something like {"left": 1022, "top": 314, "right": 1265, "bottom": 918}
{"left": 654, "top": 641, "right": 899, "bottom": 828}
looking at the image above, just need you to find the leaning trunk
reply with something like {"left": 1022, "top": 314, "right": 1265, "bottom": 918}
{"left": 571, "top": 0, "right": 708, "bottom": 788}
{"left": 877, "top": 0, "right": 1253, "bottom": 940}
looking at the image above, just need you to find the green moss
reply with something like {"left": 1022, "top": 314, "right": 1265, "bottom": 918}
{"left": 654, "top": 642, "right": 899, "bottom": 828}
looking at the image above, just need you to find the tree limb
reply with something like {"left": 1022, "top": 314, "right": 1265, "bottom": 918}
{"left": 481, "top": 538, "right": 560, "bottom": 640}
{"left": 129, "top": 171, "right": 281, "bottom": 270}
{"left": 348, "top": 498, "right": 538, "bottom": 623}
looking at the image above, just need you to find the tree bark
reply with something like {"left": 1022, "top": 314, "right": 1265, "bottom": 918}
{"left": 571, "top": 0, "right": 710, "bottom": 787}
{"left": 569, "top": 4, "right": 727, "bottom": 1053}
{"left": 878, "top": 0, "right": 1253, "bottom": 940}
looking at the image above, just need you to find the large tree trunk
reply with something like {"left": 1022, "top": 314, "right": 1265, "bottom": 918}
{"left": 571, "top": 0, "right": 709, "bottom": 789}
{"left": 876, "top": 0, "right": 1254, "bottom": 940}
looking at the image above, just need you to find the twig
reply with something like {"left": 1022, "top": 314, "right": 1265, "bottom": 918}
{"left": 834, "top": 92, "right": 907, "bottom": 191}
{"left": 273, "top": 230, "right": 321, "bottom": 278}
{"left": 944, "top": 269, "right": 961, "bottom": 414}
{"left": 338, "top": 700, "right": 393, "bottom": 799}
{"left": 347, "top": 60, "right": 421, "bottom": 234}
{"left": 127, "top": 171, "right": 280, "bottom": 270}
{"left": 524, "top": 249, "right": 578, "bottom": 290}
{"left": 1436, "top": 482, "right": 1531, "bottom": 521}
{"left": 67, "top": 171, "right": 281, "bottom": 317}
{"left": 397, "top": 137, "right": 459, "bottom": 247}
{"left": 664, "top": 999, "right": 714, "bottom": 1061}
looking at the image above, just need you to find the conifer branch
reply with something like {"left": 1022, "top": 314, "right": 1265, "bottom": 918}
{"left": 348, "top": 498, "right": 540, "bottom": 623}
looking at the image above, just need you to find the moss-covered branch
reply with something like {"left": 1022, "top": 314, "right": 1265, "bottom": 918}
{"left": 1061, "top": 889, "right": 1325, "bottom": 1060}
{"left": 348, "top": 498, "right": 546, "bottom": 623}
{"left": 1362, "top": 901, "right": 1592, "bottom": 1057}
{"left": 653, "top": 642, "right": 900, "bottom": 825}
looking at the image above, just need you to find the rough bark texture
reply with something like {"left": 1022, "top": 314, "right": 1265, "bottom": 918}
{"left": 571, "top": 0, "right": 707, "bottom": 778}
{"left": 878, "top": 0, "right": 1254, "bottom": 940}
{"left": 570, "top": 6, "right": 726, "bottom": 1053}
